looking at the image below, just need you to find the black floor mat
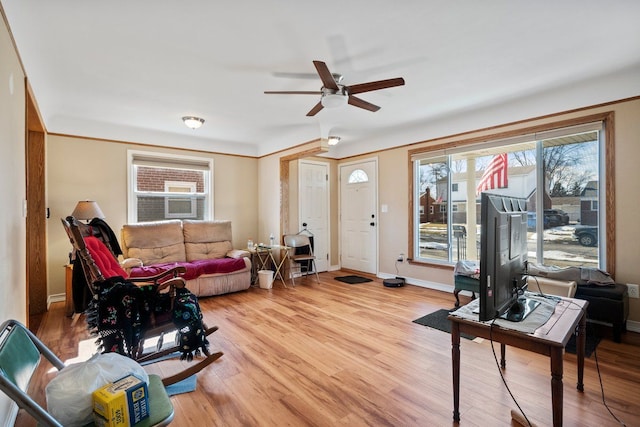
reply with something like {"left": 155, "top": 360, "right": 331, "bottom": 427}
{"left": 335, "top": 275, "right": 372, "bottom": 284}
{"left": 413, "top": 309, "right": 475, "bottom": 340}
{"left": 414, "top": 309, "right": 602, "bottom": 356}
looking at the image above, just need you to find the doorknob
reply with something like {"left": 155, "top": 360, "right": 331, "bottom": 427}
{"left": 370, "top": 222, "right": 375, "bottom": 226}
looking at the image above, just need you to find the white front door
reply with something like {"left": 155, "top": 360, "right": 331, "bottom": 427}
{"left": 299, "top": 160, "right": 329, "bottom": 272}
{"left": 339, "top": 159, "right": 377, "bottom": 274}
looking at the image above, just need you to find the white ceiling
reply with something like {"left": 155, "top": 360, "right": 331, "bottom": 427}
{"left": 3, "top": 1, "right": 640, "bottom": 158}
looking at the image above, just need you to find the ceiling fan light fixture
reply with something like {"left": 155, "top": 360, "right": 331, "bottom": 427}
{"left": 327, "top": 136, "right": 341, "bottom": 146}
{"left": 182, "top": 116, "right": 205, "bottom": 129}
{"left": 321, "top": 93, "right": 348, "bottom": 109}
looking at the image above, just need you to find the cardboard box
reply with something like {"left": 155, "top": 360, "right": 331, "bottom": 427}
{"left": 92, "top": 375, "right": 149, "bottom": 427}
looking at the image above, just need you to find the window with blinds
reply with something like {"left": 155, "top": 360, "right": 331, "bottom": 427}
{"left": 128, "top": 150, "right": 213, "bottom": 223}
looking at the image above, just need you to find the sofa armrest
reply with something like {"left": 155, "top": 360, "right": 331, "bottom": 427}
{"left": 121, "top": 257, "right": 144, "bottom": 269}
{"left": 226, "top": 249, "right": 250, "bottom": 259}
{"left": 527, "top": 277, "right": 577, "bottom": 298}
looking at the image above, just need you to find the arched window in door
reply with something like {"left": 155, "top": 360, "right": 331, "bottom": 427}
{"left": 348, "top": 169, "right": 369, "bottom": 184}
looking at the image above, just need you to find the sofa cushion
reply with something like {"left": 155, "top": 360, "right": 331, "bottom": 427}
{"left": 84, "top": 236, "right": 128, "bottom": 279}
{"left": 185, "top": 241, "right": 233, "bottom": 260}
{"left": 121, "top": 220, "right": 186, "bottom": 264}
{"left": 183, "top": 220, "right": 233, "bottom": 261}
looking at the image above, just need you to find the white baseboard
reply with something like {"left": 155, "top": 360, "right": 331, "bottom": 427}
{"left": 626, "top": 319, "right": 640, "bottom": 334}
{"left": 48, "top": 293, "right": 65, "bottom": 309}
{"left": 377, "top": 272, "right": 454, "bottom": 294}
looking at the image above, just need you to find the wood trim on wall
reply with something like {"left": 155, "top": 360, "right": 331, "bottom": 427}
{"left": 25, "top": 78, "right": 48, "bottom": 317}
{"left": 603, "top": 112, "right": 615, "bottom": 276}
{"left": 278, "top": 142, "right": 327, "bottom": 240}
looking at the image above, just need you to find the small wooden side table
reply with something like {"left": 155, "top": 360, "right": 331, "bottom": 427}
{"left": 253, "top": 245, "right": 293, "bottom": 287}
{"left": 449, "top": 297, "right": 587, "bottom": 426}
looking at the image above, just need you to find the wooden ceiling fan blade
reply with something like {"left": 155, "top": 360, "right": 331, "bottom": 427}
{"left": 347, "top": 77, "right": 405, "bottom": 95}
{"left": 306, "top": 102, "right": 324, "bottom": 116}
{"left": 307, "top": 102, "right": 324, "bottom": 117}
{"left": 313, "top": 60, "right": 339, "bottom": 90}
{"left": 264, "top": 91, "right": 321, "bottom": 95}
{"left": 348, "top": 96, "right": 380, "bottom": 112}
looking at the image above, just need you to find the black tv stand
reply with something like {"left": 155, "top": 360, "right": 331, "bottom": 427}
{"left": 501, "top": 297, "right": 541, "bottom": 322}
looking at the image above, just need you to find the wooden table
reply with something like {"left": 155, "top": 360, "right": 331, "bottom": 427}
{"left": 252, "top": 245, "right": 292, "bottom": 287}
{"left": 449, "top": 297, "right": 588, "bottom": 426}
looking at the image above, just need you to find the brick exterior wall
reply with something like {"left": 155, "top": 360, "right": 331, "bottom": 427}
{"left": 136, "top": 166, "right": 205, "bottom": 222}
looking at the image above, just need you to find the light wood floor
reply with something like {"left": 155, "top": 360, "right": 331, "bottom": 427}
{"left": 19, "top": 271, "right": 640, "bottom": 426}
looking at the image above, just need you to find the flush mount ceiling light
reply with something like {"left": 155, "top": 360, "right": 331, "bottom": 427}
{"left": 327, "top": 136, "right": 341, "bottom": 146}
{"left": 182, "top": 116, "right": 205, "bottom": 129}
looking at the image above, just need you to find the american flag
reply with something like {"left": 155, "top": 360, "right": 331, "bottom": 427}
{"left": 476, "top": 153, "right": 508, "bottom": 194}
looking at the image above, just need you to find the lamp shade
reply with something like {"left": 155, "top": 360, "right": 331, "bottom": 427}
{"left": 71, "top": 200, "right": 105, "bottom": 221}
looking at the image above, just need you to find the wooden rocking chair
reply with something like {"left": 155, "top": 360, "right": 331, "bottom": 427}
{"left": 61, "top": 216, "right": 222, "bottom": 386}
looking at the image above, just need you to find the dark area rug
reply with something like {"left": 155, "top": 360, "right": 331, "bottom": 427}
{"left": 414, "top": 309, "right": 602, "bottom": 356}
{"left": 335, "top": 275, "right": 372, "bottom": 284}
{"left": 413, "top": 309, "right": 476, "bottom": 340}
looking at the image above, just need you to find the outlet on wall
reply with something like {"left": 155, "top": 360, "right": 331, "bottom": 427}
{"left": 397, "top": 253, "right": 405, "bottom": 262}
{"left": 627, "top": 283, "right": 640, "bottom": 299}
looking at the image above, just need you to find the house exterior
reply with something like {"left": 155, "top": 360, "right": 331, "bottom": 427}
{"left": 580, "top": 180, "right": 599, "bottom": 225}
{"left": 423, "top": 164, "right": 535, "bottom": 225}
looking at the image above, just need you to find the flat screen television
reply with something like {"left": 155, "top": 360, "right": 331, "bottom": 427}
{"left": 479, "top": 193, "right": 538, "bottom": 322}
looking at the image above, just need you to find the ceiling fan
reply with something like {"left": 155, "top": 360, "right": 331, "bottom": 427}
{"left": 264, "top": 60, "right": 405, "bottom": 116}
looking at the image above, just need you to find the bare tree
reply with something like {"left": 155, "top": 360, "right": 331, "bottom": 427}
{"left": 511, "top": 141, "right": 597, "bottom": 196}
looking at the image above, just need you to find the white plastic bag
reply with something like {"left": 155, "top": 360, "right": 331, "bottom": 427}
{"left": 45, "top": 352, "right": 149, "bottom": 427}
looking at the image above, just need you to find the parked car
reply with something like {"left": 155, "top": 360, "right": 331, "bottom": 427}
{"left": 574, "top": 225, "right": 598, "bottom": 246}
{"left": 544, "top": 209, "right": 570, "bottom": 225}
{"left": 527, "top": 212, "right": 551, "bottom": 230}
{"left": 528, "top": 210, "right": 569, "bottom": 229}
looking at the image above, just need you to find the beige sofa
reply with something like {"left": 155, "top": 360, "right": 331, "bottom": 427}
{"left": 120, "top": 220, "right": 251, "bottom": 297}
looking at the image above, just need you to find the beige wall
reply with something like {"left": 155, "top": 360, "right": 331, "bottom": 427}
{"left": 258, "top": 143, "right": 341, "bottom": 267}
{"left": 0, "top": 9, "right": 27, "bottom": 421}
{"left": 46, "top": 135, "right": 259, "bottom": 296}
{"left": 0, "top": 14, "right": 26, "bottom": 320}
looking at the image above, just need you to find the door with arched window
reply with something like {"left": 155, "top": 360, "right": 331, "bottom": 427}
{"left": 339, "top": 159, "right": 378, "bottom": 274}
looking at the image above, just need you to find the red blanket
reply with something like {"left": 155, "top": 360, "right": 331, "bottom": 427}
{"left": 129, "top": 257, "right": 247, "bottom": 281}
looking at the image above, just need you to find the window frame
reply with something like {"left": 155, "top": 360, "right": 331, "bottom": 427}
{"left": 408, "top": 112, "right": 615, "bottom": 275}
{"left": 127, "top": 150, "right": 214, "bottom": 223}
{"left": 164, "top": 181, "right": 198, "bottom": 219}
